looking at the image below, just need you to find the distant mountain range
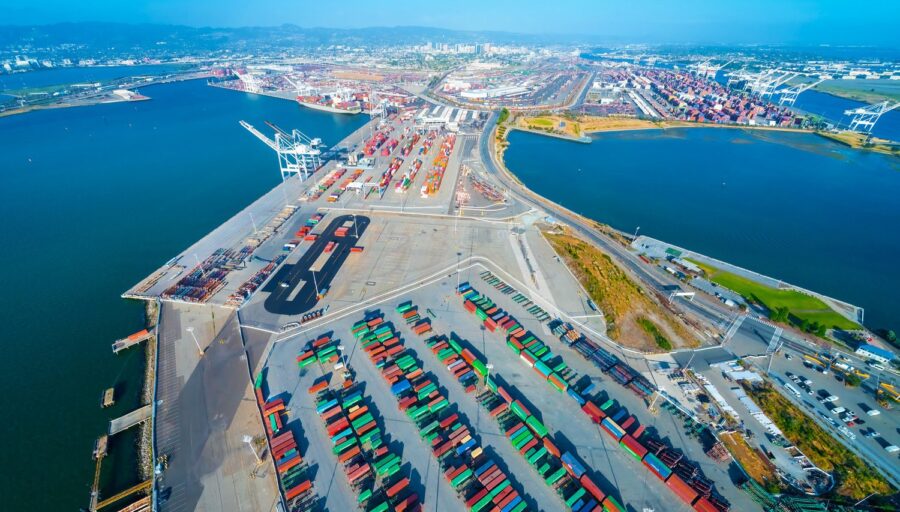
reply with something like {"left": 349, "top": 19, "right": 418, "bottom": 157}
{"left": 0, "top": 22, "right": 570, "bottom": 53}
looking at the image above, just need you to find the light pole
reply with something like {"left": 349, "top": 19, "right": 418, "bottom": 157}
{"left": 456, "top": 252, "right": 462, "bottom": 291}
{"left": 312, "top": 270, "right": 320, "bottom": 298}
{"left": 249, "top": 212, "right": 258, "bottom": 235}
{"left": 854, "top": 492, "right": 877, "bottom": 507}
{"left": 353, "top": 214, "right": 358, "bottom": 238}
{"left": 186, "top": 327, "right": 204, "bottom": 357}
{"left": 243, "top": 435, "right": 262, "bottom": 465}
{"left": 633, "top": 226, "right": 641, "bottom": 241}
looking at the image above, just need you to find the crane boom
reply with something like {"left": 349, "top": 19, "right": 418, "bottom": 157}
{"left": 239, "top": 121, "right": 277, "bottom": 151}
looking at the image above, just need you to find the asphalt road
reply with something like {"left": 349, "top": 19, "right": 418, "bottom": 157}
{"left": 263, "top": 214, "right": 370, "bottom": 315}
{"left": 476, "top": 113, "right": 900, "bottom": 487}
{"left": 477, "top": 112, "right": 733, "bottom": 334}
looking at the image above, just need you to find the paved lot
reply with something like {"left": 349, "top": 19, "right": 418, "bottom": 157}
{"left": 431, "top": 278, "right": 757, "bottom": 512}
{"left": 263, "top": 214, "right": 369, "bottom": 315}
{"left": 154, "top": 302, "right": 277, "bottom": 512}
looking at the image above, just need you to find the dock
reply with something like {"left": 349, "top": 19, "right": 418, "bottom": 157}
{"left": 93, "top": 435, "right": 108, "bottom": 460}
{"left": 109, "top": 405, "right": 151, "bottom": 435}
{"left": 93, "top": 480, "right": 152, "bottom": 511}
{"left": 102, "top": 388, "right": 115, "bottom": 408}
{"left": 112, "top": 329, "right": 153, "bottom": 354}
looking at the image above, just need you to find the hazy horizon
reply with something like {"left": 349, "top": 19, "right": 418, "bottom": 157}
{"left": 3, "top": 0, "right": 899, "bottom": 46}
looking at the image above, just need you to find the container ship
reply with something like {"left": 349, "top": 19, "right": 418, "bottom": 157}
{"left": 296, "top": 94, "right": 363, "bottom": 115}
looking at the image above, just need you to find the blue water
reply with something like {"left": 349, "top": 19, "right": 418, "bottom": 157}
{"left": 0, "top": 64, "right": 191, "bottom": 92}
{"left": 795, "top": 89, "right": 900, "bottom": 141}
{"left": 0, "top": 79, "right": 367, "bottom": 510}
{"left": 505, "top": 128, "right": 900, "bottom": 334}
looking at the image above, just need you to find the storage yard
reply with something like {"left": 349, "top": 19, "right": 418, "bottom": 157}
{"left": 127, "top": 59, "right": 898, "bottom": 512}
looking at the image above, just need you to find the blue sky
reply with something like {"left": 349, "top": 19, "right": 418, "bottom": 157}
{"left": 3, "top": 0, "right": 899, "bottom": 45}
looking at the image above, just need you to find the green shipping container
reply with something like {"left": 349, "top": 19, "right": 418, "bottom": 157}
{"left": 471, "top": 360, "right": 488, "bottom": 378}
{"left": 526, "top": 416, "right": 549, "bottom": 437}
{"left": 545, "top": 466, "right": 566, "bottom": 485}
{"left": 450, "top": 468, "right": 473, "bottom": 488}
{"left": 565, "top": 487, "right": 586, "bottom": 508}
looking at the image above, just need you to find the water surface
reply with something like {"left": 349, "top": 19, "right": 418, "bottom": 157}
{"left": 505, "top": 128, "right": 900, "bottom": 333}
{"left": 0, "top": 78, "right": 366, "bottom": 510}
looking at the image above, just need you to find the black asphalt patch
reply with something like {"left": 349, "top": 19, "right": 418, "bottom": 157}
{"left": 263, "top": 214, "right": 369, "bottom": 315}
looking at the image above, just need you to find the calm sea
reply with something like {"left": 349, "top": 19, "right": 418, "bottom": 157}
{"left": 0, "top": 64, "right": 193, "bottom": 91}
{"left": 504, "top": 128, "right": 900, "bottom": 334}
{"left": 0, "top": 79, "right": 366, "bottom": 510}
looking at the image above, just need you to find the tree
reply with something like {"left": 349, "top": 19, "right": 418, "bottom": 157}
{"left": 815, "top": 323, "right": 827, "bottom": 337}
{"left": 770, "top": 307, "right": 789, "bottom": 323}
{"left": 844, "top": 373, "right": 862, "bottom": 388}
{"left": 800, "top": 319, "right": 810, "bottom": 332}
{"left": 886, "top": 330, "right": 897, "bottom": 343}
{"left": 497, "top": 107, "right": 510, "bottom": 125}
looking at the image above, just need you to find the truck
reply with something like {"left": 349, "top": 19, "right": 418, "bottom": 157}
{"left": 783, "top": 383, "right": 801, "bottom": 398}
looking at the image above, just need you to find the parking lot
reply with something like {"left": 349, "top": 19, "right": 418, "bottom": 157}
{"left": 765, "top": 351, "right": 900, "bottom": 486}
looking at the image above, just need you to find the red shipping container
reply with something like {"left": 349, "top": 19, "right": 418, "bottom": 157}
{"left": 580, "top": 474, "right": 606, "bottom": 502}
{"left": 667, "top": 474, "right": 700, "bottom": 505}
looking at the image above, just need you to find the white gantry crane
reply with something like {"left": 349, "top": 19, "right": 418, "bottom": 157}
{"left": 844, "top": 100, "right": 900, "bottom": 134}
{"left": 749, "top": 70, "right": 799, "bottom": 99}
{"left": 777, "top": 79, "right": 824, "bottom": 106}
{"left": 694, "top": 59, "right": 733, "bottom": 79}
{"left": 239, "top": 120, "right": 323, "bottom": 181}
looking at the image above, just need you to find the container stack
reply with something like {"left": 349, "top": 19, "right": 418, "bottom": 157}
{"left": 350, "top": 312, "right": 531, "bottom": 512}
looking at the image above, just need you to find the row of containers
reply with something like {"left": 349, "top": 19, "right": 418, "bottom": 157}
{"left": 308, "top": 167, "right": 347, "bottom": 202}
{"left": 350, "top": 310, "right": 532, "bottom": 512}
{"left": 165, "top": 202, "right": 302, "bottom": 303}
{"left": 408, "top": 301, "right": 627, "bottom": 512}
{"left": 225, "top": 253, "right": 287, "bottom": 307}
{"left": 309, "top": 355, "right": 420, "bottom": 512}
{"left": 253, "top": 375, "right": 316, "bottom": 511}
{"left": 421, "top": 133, "right": 456, "bottom": 197}
{"left": 457, "top": 282, "right": 731, "bottom": 512}
{"left": 478, "top": 270, "right": 552, "bottom": 322}
{"left": 328, "top": 168, "right": 365, "bottom": 203}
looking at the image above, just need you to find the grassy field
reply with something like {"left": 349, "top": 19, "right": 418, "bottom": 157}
{"left": 636, "top": 316, "right": 672, "bottom": 350}
{"left": 743, "top": 382, "right": 894, "bottom": 499}
{"left": 516, "top": 114, "right": 669, "bottom": 138}
{"left": 688, "top": 259, "right": 858, "bottom": 331}
{"left": 814, "top": 79, "right": 900, "bottom": 104}
{"left": 719, "top": 431, "right": 780, "bottom": 490}
{"left": 544, "top": 228, "right": 697, "bottom": 351}
{"left": 527, "top": 117, "right": 554, "bottom": 127}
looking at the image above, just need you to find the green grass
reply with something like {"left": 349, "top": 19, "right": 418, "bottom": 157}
{"left": 527, "top": 117, "right": 554, "bottom": 127}
{"left": 689, "top": 260, "right": 859, "bottom": 331}
{"left": 636, "top": 316, "right": 672, "bottom": 350}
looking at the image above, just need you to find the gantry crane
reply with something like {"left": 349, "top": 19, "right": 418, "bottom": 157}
{"left": 844, "top": 100, "right": 900, "bottom": 134}
{"left": 239, "top": 120, "right": 323, "bottom": 181}
{"left": 777, "top": 79, "right": 824, "bottom": 106}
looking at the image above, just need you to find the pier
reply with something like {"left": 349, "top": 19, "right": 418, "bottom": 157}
{"left": 92, "top": 480, "right": 152, "bottom": 511}
{"left": 112, "top": 329, "right": 153, "bottom": 354}
{"left": 109, "top": 405, "right": 152, "bottom": 435}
